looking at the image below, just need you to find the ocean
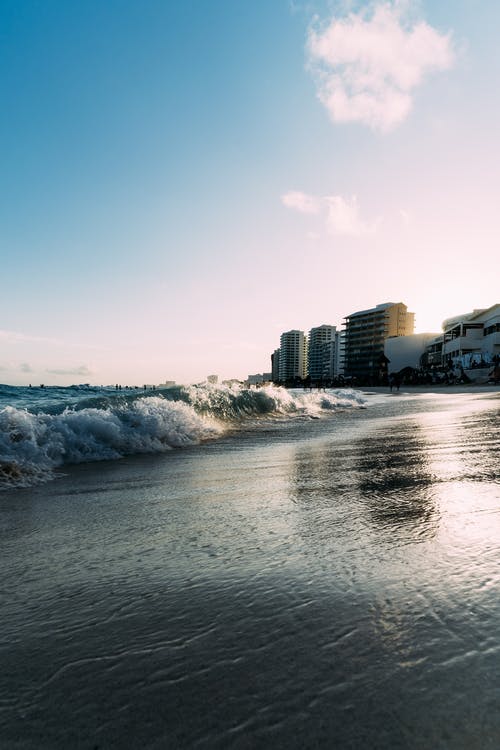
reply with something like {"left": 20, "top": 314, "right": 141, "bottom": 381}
{"left": 1, "top": 384, "right": 499, "bottom": 748}
{"left": 0, "top": 383, "right": 365, "bottom": 490}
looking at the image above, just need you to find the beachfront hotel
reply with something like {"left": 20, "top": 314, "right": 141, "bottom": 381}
{"left": 365, "top": 303, "right": 500, "bottom": 377}
{"left": 307, "top": 325, "right": 344, "bottom": 383}
{"left": 343, "top": 302, "right": 415, "bottom": 381}
{"left": 269, "top": 301, "right": 498, "bottom": 386}
{"left": 440, "top": 304, "right": 500, "bottom": 366}
{"left": 278, "top": 330, "right": 308, "bottom": 382}
{"left": 388, "top": 304, "right": 500, "bottom": 374}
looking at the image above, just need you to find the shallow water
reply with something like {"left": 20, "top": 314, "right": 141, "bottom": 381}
{"left": 1, "top": 390, "right": 499, "bottom": 748}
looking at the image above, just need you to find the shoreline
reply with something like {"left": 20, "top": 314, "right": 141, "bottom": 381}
{"left": 360, "top": 383, "right": 500, "bottom": 395}
{"left": 2, "top": 389, "right": 499, "bottom": 749}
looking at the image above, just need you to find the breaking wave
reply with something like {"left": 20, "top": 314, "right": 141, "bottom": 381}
{"left": 0, "top": 384, "right": 365, "bottom": 489}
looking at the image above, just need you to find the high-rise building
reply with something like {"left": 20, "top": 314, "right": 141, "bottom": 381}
{"left": 271, "top": 348, "right": 280, "bottom": 383}
{"left": 278, "top": 330, "right": 307, "bottom": 382}
{"left": 336, "top": 330, "right": 346, "bottom": 377}
{"left": 343, "top": 302, "right": 415, "bottom": 381}
{"left": 308, "top": 325, "right": 337, "bottom": 382}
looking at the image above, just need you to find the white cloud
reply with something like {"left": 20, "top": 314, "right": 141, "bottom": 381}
{"left": 46, "top": 365, "right": 93, "bottom": 376}
{"left": 307, "top": 1, "right": 455, "bottom": 131}
{"left": 282, "top": 190, "right": 376, "bottom": 236}
{"left": 20, "top": 362, "right": 34, "bottom": 373}
{"left": 281, "top": 190, "right": 321, "bottom": 214}
{"left": 324, "top": 195, "right": 376, "bottom": 235}
{"left": 0, "top": 329, "right": 61, "bottom": 345}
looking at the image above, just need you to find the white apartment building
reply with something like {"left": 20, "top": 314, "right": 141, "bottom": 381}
{"left": 307, "top": 324, "right": 344, "bottom": 381}
{"left": 441, "top": 304, "right": 500, "bottom": 366}
{"left": 278, "top": 330, "right": 307, "bottom": 382}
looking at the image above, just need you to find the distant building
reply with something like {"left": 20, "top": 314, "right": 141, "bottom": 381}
{"left": 246, "top": 373, "right": 272, "bottom": 386}
{"left": 308, "top": 325, "right": 336, "bottom": 382}
{"left": 207, "top": 374, "right": 218, "bottom": 385}
{"left": 271, "top": 349, "right": 280, "bottom": 383}
{"left": 479, "top": 304, "right": 500, "bottom": 360}
{"left": 278, "top": 330, "right": 307, "bottom": 382}
{"left": 336, "top": 330, "right": 346, "bottom": 378}
{"left": 385, "top": 333, "right": 439, "bottom": 373}
{"left": 440, "top": 304, "right": 500, "bottom": 366}
{"left": 344, "top": 302, "right": 415, "bottom": 382}
{"left": 440, "top": 310, "right": 485, "bottom": 366}
{"left": 424, "top": 335, "right": 444, "bottom": 367}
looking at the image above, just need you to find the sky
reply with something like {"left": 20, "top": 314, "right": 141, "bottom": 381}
{"left": 1, "top": 0, "right": 499, "bottom": 385}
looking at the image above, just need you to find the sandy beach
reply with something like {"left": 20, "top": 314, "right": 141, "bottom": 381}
{"left": 1, "top": 387, "right": 499, "bottom": 748}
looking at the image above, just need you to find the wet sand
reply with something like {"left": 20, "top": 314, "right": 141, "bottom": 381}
{"left": 1, "top": 390, "right": 499, "bottom": 748}
{"left": 363, "top": 383, "right": 500, "bottom": 395}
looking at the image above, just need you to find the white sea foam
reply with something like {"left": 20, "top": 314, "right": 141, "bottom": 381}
{"left": 0, "top": 384, "right": 365, "bottom": 489}
{"left": 181, "top": 383, "right": 365, "bottom": 420}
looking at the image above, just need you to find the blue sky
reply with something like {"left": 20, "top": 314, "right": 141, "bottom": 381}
{"left": 1, "top": 0, "right": 499, "bottom": 384}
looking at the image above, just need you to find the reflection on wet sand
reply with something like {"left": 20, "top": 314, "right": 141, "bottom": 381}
{"left": 289, "top": 417, "right": 439, "bottom": 543}
{"left": 417, "top": 400, "right": 500, "bottom": 484}
{"left": 353, "top": 420, "right": 439, "bottom": 537}
{"left": 289, "top": 394, "right": 498, "bottom": 554}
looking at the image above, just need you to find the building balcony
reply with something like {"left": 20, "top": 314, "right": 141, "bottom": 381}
{"left": 482, "top": 331, "right": 500, "bottom": 351}
{"left": 443, "top": 336, "right": 482, "bottom": 355}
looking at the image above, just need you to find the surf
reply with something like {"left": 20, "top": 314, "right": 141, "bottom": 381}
{"left": 0, "top": 383, "right": 366, "bottom": 489}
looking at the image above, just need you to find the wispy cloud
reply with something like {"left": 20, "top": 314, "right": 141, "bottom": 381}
{"left": 282, "top": 191, "right": 376, "bottom": 236}
{"left": 281, "top": 190, "right": 321, "bottom": 214}
{"left": 325, "top": 195, "right": 376, "bottom": 235}
{"left": 46, "top": 365, "right": 93, "bottom": 377}
{"left": 0, "top": 329, "right": 108, "bottom": 352}
{"left": 307, "top": 1, "right": 455, "bottom": 132}
{"left": 0, "top": 329, "right": 62, "bottom": 346}
{"left": 20, "top": 362, "right": 34, "bottom": 373}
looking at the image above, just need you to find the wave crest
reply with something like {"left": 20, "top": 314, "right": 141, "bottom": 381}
{"left": 0, "top": 384, "right": 365, "bottom": 489}
{"left": 179, "top": 383, "right": 364, "bottom": 419}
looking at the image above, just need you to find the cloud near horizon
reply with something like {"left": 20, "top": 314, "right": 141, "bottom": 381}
{"left": 307, "top": 1, "right": 455, "bottom": 131}
{"left": 0, "top": 329, "right": 62, "bottom": 346}
{"left": 281, "top": 191, "right": 376, "bottom": 236}
{"left": 46, "top": 365, "right": 93, "bottom": 377}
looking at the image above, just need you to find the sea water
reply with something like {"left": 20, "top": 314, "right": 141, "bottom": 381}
{"left": 0, "top": 385, "right": 499, "bottom": 748}
{"left": 0, "top": 383, "right": 365, "bottom": 490}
